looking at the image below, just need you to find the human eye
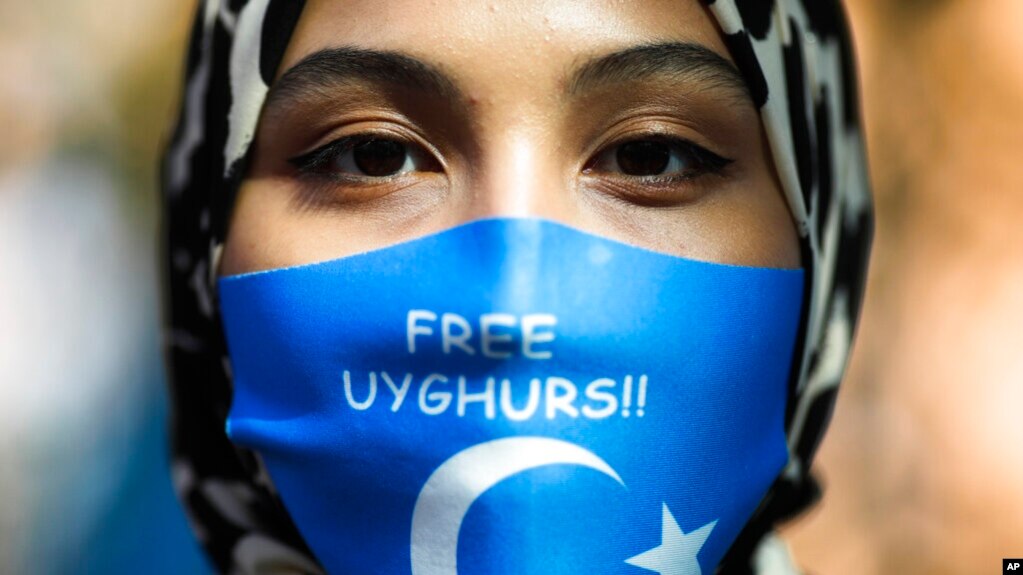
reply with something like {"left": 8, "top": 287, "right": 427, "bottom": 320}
{"left": 584, "top": 136, "right": 733, "bottom": 181}
{"left": 289, "top": 134, "right": 442, "bottom": 181}
{"left": 581, "top": 135, "right": 735, "bottom": 208}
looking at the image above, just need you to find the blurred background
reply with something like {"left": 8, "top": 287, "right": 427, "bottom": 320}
{"left": 0, "top": 1, "right": 1019, "bottom": 573}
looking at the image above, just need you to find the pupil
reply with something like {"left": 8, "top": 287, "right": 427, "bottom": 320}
{"left": 616, "top": 141, "right": 670, "bottom": 176}
{"left": 353, "top": 139, "right": 407, "bottom": 176}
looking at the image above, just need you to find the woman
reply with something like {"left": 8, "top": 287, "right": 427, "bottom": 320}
{"left": 161, "top": 1, "right": 872, "bottom": 573}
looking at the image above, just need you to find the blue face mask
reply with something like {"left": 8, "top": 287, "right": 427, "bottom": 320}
{"left": 218, "top": 218, "right": 803, "bottom": 575}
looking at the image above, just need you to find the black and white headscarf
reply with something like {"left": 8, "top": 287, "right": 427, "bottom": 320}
{"left": 160, "top": 1, "right": 873, "bottom": 572}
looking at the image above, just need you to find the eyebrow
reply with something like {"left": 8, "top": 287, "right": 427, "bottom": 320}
{"left": 567, "top": 42, "right": 752, "bottom": 102}
{"left": 264, "top": 46, "right": 463, "bottom": 112}
{"left": 264, "top": 41, "right": 752, "bottom": 115}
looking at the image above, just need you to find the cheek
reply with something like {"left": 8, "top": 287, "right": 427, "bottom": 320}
{"left": 688, "top": 154, "right": 800, "bottom": 270}
{"left": 705, "top": 179, "right": 801, "bottom": 270}
{"left": 572, "top": 176, "right": 800, "bottom": 270}
{"left": 694, "top": 133, "right": 800, "bottom": 270}
{"left": 220, "top": 176, "right": 456, "bottom": 277}
{"left": 219, "top": 182, "right": 269, "bottom": 278}
{"left": 220, "top": 179, "right": 304, "bottom": 277}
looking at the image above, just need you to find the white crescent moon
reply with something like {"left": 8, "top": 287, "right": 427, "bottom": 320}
{"left": 409, "top": 436, "right": 624, "bottom": 575}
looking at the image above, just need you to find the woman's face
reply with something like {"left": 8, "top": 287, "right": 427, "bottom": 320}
{"left": 220, "top": 0, "right": 799, "bottom": 276}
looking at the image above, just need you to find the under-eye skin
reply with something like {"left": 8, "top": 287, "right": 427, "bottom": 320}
{"left": 284, "top": 133, "right": 448, "bottom": 213}
{"left": 582, "top": 136, "right": 734, "bottom": 207}
{"left": 288, "top": 134, "right": 442, "bottom": 183}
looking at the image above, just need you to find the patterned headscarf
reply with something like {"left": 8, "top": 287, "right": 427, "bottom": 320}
{"left": 160, "top": 1, "right": 873, "bottom": 572}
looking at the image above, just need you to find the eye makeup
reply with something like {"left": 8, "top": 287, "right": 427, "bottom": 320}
{"left": 289, "top": 134, "right": 442, "bottom": 182}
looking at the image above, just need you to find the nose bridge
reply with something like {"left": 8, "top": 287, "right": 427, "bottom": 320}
{"left": 461, "top": 131, "right": 572, "bottom": 223}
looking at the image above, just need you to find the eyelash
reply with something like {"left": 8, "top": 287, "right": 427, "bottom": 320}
{"left": 289, "top": 134, "right": 434, "bottom": 181}
{"left": 288, "top": 133, "right": 733, "bottom": 185}
{"left": 585, "top": 136, "right": 734, "bottom": 183}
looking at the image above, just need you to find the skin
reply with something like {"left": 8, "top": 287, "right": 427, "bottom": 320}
{"left": 220, "top": 0, "right": 800, "bottom": 276}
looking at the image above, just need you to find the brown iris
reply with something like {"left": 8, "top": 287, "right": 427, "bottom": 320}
{"left": 616, "top": 141, "right": 671, "bottom": 176}
{"left": 352, "top": 139, "right": 408, "bottom": 176}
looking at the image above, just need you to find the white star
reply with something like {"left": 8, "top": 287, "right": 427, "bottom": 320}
{"left": 625, "top": 504, "right": 717, "bottom": 575}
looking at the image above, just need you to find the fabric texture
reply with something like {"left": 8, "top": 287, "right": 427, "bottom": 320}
{"left": 218, "top": 218, "right": 804, "bottom": 574}
{"left": 159, "top": 0, "right": 873, "bottom": 572}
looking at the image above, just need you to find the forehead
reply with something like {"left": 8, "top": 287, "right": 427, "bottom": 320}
{"left": 279, "top": 0, "right": 734, "bottom": 82}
